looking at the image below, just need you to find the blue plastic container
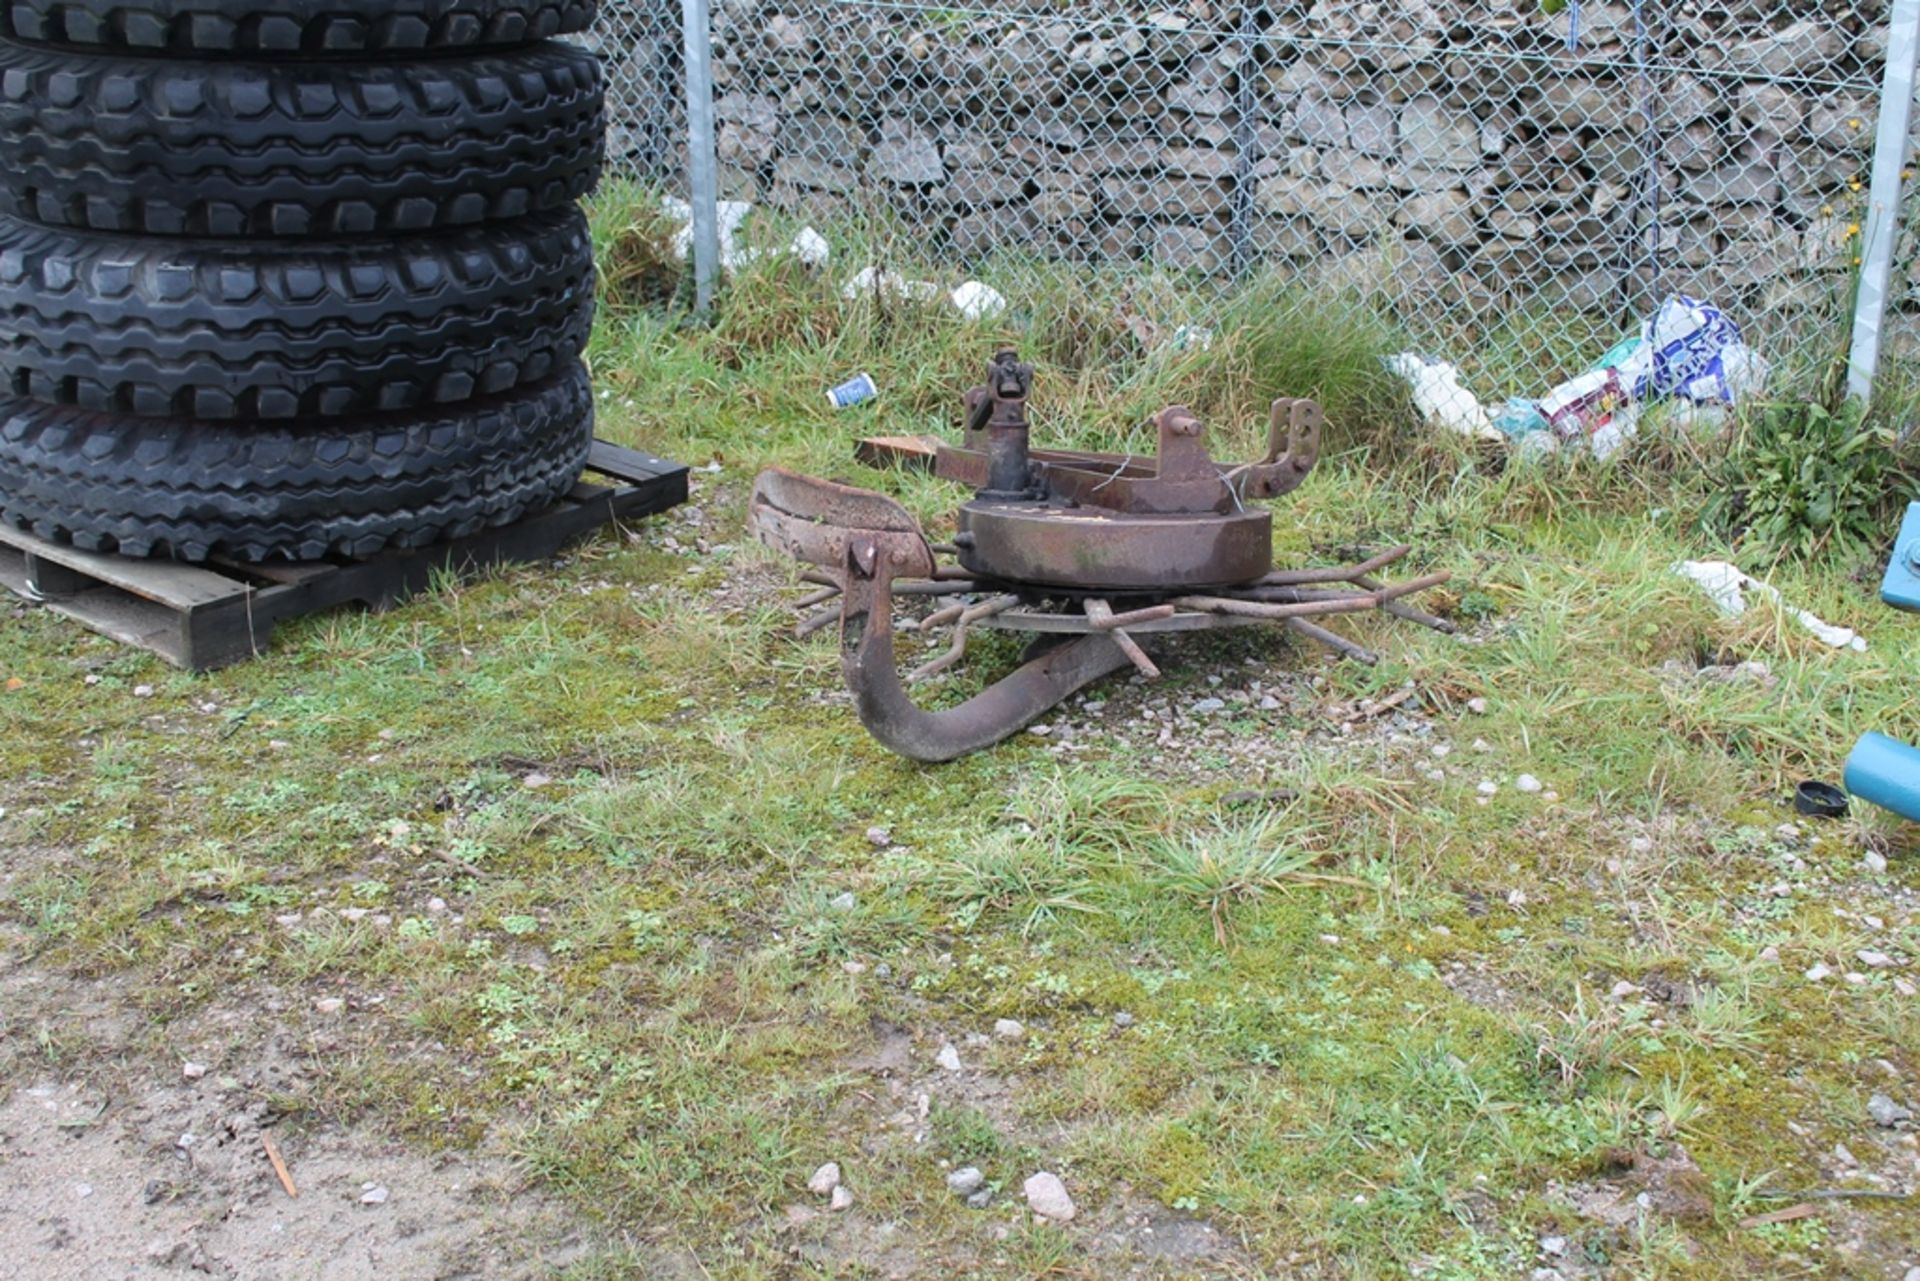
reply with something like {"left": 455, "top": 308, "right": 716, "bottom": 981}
{"left": 1845, "top": 732, "right": 1920, "bottom": 823}
{"left": 1881, "top": 501, "right": 1920, "bottom": 612}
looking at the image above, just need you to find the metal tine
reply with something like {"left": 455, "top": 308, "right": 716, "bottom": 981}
{"left": 907, "top": 593, "right": 1021, "bottom": 683}
{"left": 1284, "top": 617, "right": 1379, "bottom": 664}
{"left": 1252, "top": 545, "right": 1409, "bottom": 587}
{"left": 1083, "top": 598, "right": 1162, "bottom": 678}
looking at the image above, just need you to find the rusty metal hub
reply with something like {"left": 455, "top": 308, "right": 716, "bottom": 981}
{"left": 749, "top": 348, "right": 1453, "bottom": 762}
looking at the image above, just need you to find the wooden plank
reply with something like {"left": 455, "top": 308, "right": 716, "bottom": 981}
{"left": 0, "top": 522, "right": 244, "bottom": 612}
{"left": 855, "top": 434, "right": 943, "bottom": 470}
{"left": 1, "top": 437, "right": 689, "bottom": 670}
{"left": 588, "top": 439, "right": 686, "bottom": 484}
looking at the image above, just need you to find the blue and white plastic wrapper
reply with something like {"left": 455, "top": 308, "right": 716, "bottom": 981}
{"left": 1641, "top": 296, "right": 1769, "bottom": 404}
{"left": 827, "top": 372, "right": 877, "bottom": 408}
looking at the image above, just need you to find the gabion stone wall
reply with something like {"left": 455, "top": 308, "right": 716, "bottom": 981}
{"left": 594, "top": 0, "right": 1901, "bottom": 376}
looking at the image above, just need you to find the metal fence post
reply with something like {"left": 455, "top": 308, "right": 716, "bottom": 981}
{"left": 679, "top": 0, "right": 721, "bottom": 314}
{"left": 1848, "top": 0, "right": 1920, "bottom": 402}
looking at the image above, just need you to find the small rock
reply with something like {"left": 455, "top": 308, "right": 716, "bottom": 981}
{"left": 866, "top": 826, "right": 892, "bottom": 847}
{"left": 1858, "top": 949, "right": 1895, "bottom": 968}
{"left": 1629, "top": 836, "right": 1653, "bottom": 854}
{"left": 1540, "top": 1235, "right": 1567, "bottom": 1257}
{"left": 1864, "top": 850, "right": 1889, "bottom": 875}
{"left": 1759, "top": 945, "right": 1779, "bottom": 962}
{"left": 1832, "top": 1142, "right": 1857, "bottom": 1168}
{"left": 75, "top": 1182, "right": 92, "bottom": 1198}
{"left": 1515, "top": 774, "right": 1544, "bottom": 794}
{"left": 1112, "top": 1011, "right": 1135, "bottom": 1028}
{"left": 133, "top": 684, "right": 155, "bottom": 698}
{"left": 314, "top": 997, "right": 346, "bottom": 1015}
{"left": 1190, "top": 697, "right": 1226, "bottom": 715}
{"left": 828, "top": 891, "right": 857, "bottom": 912}
{"left": 829, "top": 1185, "right": 853, "bottom": 1212}
{"left": 426, "top": 897, "right": 447, "bottom": 914}
{"left": 1610, "top": 980, "right": 1640, "bottom": 999}
{"left": 1805, "top": 963, "right": 1831, "bottom": 982}
{"left": 992, "top": 1018, "right": 1025, "bottom": 1040}
{"left": 966, "top": 1187, "right": 993, "bottom": 1209}
{"left": 1904, "top": 1267, "right": 1920, "bottom": 1281}
{"left": 181, "top": 1061, "right": 207, "bottom": 1080}
{"left": 82, "top": 674, "right": 100, "bottom": 687}
{"left": 806, "top": 1162, "right": 842, "bottom": 1196}
{"left": 1023, "top": 1171, "right": 1076, "bottom": 1221}
{"left": 935, "top": 1044, "right": 963, "bottom": 1072}
{"left": 947, "top": 1166, "right": 985, "bottom": 1196}
{"left": 145, "top": 1241, "right": 186, "bottom": 1264}
{"left": 1868, "top": 1093, "right": 1913, "bottom": 1127}
{"left": 1258, "top": 695, "right": 1280, "bottom": 710}
{"left": 359, "top": 1185, "right": 389, "bottom": 1205}
{"left": 521, "top": 772, "right": 552, "bottom": 789}
{"left": 1476, "top": 780, "right": 1498, "bottom": 797}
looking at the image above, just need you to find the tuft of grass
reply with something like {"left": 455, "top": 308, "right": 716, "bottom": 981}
{"left": 1142, "top": 812, "right": 1347, "bottom": 946}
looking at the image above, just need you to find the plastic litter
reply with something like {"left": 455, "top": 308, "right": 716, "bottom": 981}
{"left": 1383, "top": 353, "right": 1500, "bottom": 440}
{"left": 1421, "top": 295, "right": 1767, "bottom": 461}
{"left": 949, "top": 280, "right": 1008, "bottom": 321}
{"left": 1671, "top": 559, "right": 1868, "bottom": 652}
{"left": 841, "top": 266, "right": 943, "bottom": 304}
{"left": 827, "top": 372, "right": 878, "bottom": 408}
{"left": 1539, "top": 367, "right": 1639, "bottom": 461}
{"left": 660, "top": 198, "right": 829, "bottom": 272}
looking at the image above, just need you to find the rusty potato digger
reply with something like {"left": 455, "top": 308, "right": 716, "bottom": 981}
{"left": 751, "top": 349, "right": 1453, "bottom": 762}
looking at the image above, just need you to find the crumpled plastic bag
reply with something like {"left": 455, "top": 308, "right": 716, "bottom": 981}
{"left": 1384, "top": 353, "right": 1500, "bottom": 440}
{"left": 1673, "top": 559, "right": 1868, "bottom": 652}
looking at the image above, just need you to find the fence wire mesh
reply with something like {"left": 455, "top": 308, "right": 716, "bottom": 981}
{"left": 590, "top": 1, "right": 1907, "bottom": 397}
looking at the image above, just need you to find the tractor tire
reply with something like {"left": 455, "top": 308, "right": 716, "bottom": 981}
{"left": 2, "top": 0, "right": 596, "bottom": 55}
{"left": 0, "top": 207, "right": 595, "bottom": 419}
{"left": 0, "top": 361, "right": 593, "bottom": 560}
{"left": 0, "top": 38, "right": 605, "bottom": 237}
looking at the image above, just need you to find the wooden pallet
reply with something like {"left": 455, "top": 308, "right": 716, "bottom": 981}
{"left": 0, "top": 439, "right": 688, "bottom": 671}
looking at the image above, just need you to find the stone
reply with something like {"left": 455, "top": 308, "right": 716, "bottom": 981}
{"left": 1724, "top": 20, "right": 1843, "bottom": 80}
{"left": 947, "top": 1166, "right": 986, "bottom": 1196}
{"left": 1397, "top": 190, "right": 1476, "bottom": 244}
{"left": 1536, "top": 80, "right": 1638, "bottom": 133}
{"left": 1100, "top": 175, "right": 1228, "bottom": 219}
{"left": 937, "top": 168, "right": 1027, "bottom": 207}
{"left": 1516, "top": 774, "right": 1544, "bottom": 794}
{"left": 1162, "top": 146, "right": 1236, "bottom": 179}
{"left": 807, "top": 1162, "right": 842, "bottom": 1195}
{"left": 869, "top": 122, "right": 944, "bottom": 185}
{"left": 1805, "top": 962, "right": 1832, "bottom": 982}
{"left": 314, "top": 997, "right": 345, "bottom": 1015}
{"left": 181, "top": 1061, "right": 207, "bottom": 1079}
{"left": 1864, "top": 850, "right": 1889, "bottom": 875}
{"left": 1737, "top": 83, "right": 1803, "bottom": 134}
{"left": 1805, "top": 98, "right": 1874, "bottom": 153}
{"left": 1868, "top": 1092, "right": 1913, "bottom": 1127}
{"left": 1023, "top": 1171, "right": 1076, "bottom": 1221}
{"left": 828, "top": 891, "right": 856, "bottom": 912}
{"left": 1344, "top": 102, "right": 1396, "bottom": 158}
{"left": 1029, "top": 189, "right": 1093, "bottom": 222}
{"left": 772, "top": 155, "right": 854, "bottom": 194}
{"left": 1857, "top": 949, "right": 1895, "bottom": 968}
{"left": 1399, "top": 96, "right": 1477, "bottom": 169}
{"left": 359, "top": 1184, "right": 389, "bottom": 1205}
{"left": 935, "top": 1043, "right": 963, "bottom": 1072}
{"left": 829, "top": 1185, "right": 853, "bottom": 1212}
{"left": 1292, "top": 93, "right": 1347, "bottom": 148}
{"left": 1320, "top": 148, "right": 1390, "bottom": 189}
{"left": 993, "top": 1018, "right": 1026, "bottom": 1039}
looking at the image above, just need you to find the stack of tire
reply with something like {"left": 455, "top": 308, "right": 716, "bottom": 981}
{"left": 0, "top": 0, "right": 604, "bottom": 561}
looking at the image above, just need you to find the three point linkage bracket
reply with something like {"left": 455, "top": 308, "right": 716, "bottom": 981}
{"left": 750, "top": 349, "right": 1452, "bottom": 762}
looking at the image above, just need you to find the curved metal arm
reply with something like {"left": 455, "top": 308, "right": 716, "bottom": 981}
{"left": 838, "top": 567, "right": 1133, "bottom": 762}
{"left": 749, "top": 467, "right": 1136, "bottom": 762}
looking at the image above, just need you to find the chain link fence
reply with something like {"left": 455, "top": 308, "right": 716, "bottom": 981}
{"left": 589, "top": 1, "right": 1908, "bottom": 397}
